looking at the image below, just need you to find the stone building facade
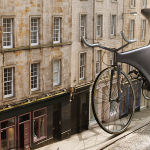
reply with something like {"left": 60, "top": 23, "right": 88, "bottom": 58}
{"left": 0, "top": 0, "right": 149, "bottom": 149}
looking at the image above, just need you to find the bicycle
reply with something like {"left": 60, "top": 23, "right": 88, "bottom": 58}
{"left": 81, "top": 31, "right": 150, "bottom": 134}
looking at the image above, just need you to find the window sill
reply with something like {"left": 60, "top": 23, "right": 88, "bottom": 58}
{"left": 111, "top": 1, "right": 118, "bottom": 3}
{"left": 130, "top": 7, "right": 136, "bottom": 9}
{"left": 31, "top": 90, "right": 41, "bottom": 95}
{"left": 53, "top": 84, "right": 62, "bottom": 89}
{"left": 97, "top": 0, "right": 104, "bottom": 2}
{"left": 141, "top": 39, "right": 145, "bottom": 42}
{"left": 79, "top": 79, "right": 86, "bottom": 84}
{"left": 34, "top": 136, "right": 47, "bottom": 143}
{"left": 4, "top": 96, "right": 16, "bottom": 102}
{"left": 110, "top": 36, "right": 116, "bottom": 39}
{"left": 96, "top": 37, "right": 103, "bottom": 40}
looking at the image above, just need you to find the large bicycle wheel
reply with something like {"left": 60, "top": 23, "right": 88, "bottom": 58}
{"left": 92, "top": 67, "right": 135, "bottom": 134}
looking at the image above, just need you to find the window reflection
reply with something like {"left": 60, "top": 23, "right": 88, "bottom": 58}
{"left": 1, "top": 130, "right": 7, "bottom": 150}
{"left": 8, "top": 127, "right": 14, "bottom": 149}
{"left": 34, "top": 119, "right": 39, "bottom": 140}
{"left": 1, "top": 119, "right": 15, "bottom": 129}
{"left": 40, "top": 117, "right": 45, "bottom": 137}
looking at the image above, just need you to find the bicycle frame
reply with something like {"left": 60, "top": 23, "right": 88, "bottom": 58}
{"left": 81, "top": 31, "right": 150, "bottom": 91}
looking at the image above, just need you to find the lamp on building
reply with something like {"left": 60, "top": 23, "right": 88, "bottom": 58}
{"left": 122, "top": 12, "right": 138, "bottom": 19}
{"left": 130, "top": 12, "right": 138, "bottom": 15}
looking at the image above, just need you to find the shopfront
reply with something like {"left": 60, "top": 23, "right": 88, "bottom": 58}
{"left": 0, "top": 92, "right": 70, "bottom": 150}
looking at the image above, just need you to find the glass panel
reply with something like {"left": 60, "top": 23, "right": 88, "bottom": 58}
{"left": 34, "top": 109, "right": 46, "bottom": 118}
{"left": 34, "top": 119, "right": 39, "bottom": 140}
{"left": 19, "top": 114, "right": 30, "bottom": 123}
{"left": 8, "top": 127, "right": 14, "bottom": 149}
{"left": 1, "top": 130, "right": 7, "bottom": 150}
{"left": 40, "top": 117, "right": 45, "bottom": 137}
{"left": 1, "top": 118, "right": 15, "bottom": 129}
{"left": 54, "top": 72, "right": 58, "bottom": 83}
{"left": 54, "top": 60, "right": 59, "bottom": 72}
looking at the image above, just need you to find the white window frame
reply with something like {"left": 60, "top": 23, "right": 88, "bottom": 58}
{"left": 53, "top": 17, "right": 61, "bottom": 44}
{"left": 143, "top": 0, "right": 147, "bottom": 8}
{"left": 53, "top": 60, "right": 61, "bottom": 86}
{"left": 110, "top": 52, "right": 114, "bottom": 65}
{"left": 4, "top": 68, "right": 13, "bottom": 98}
{"left": 96, "top": 50, "right": 101, "bottom": 75}
{"left": 142, "top": 20, "right": 146, "bottom": 40}
{"left": 81, "top": 15, "right": 86, "bottom": 38}
{"left": 130, "top": 20, "right": 134, "bottom": 40}
{"left": 31, "top": 63, "right": 39, "bottom": 91}
{"left": 3, "top": 18, "right": 13, "bottom": 49}
{"left": 80, "top": 53, "right": 86, "bottom": 80}
{"left": 97, "top": 15, "right": 103, "bottom": 38}
{"left": 131, "top": 0, "right": 135, "bottom": 7}
{"left": 111, "top": 15, "right": 116, "bottom": 36}
{"left": 31, "top": 18, "right": 39, "bottom": 46}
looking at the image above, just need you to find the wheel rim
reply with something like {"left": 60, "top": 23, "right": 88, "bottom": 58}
{"left": 92, "top": 67, "right": 135, "bottom": 134}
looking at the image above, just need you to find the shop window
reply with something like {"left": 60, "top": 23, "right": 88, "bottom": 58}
{"left": 0, "top": 117, "right": 16, "bottom": 150}
{"left": 33, "top": 108, "right": 47, "bottom": 142}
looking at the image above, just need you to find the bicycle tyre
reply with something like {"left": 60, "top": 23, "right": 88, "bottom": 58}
{"left": 92, "top": 67, "right": 135, "bottom": 134}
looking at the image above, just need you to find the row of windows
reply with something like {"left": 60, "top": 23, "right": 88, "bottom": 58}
{"left": 0, "top": 108, "right": 46, "bottom": 150}
{"left": 3, "top": 14, "right": 147, "bottom": 49}
{"left": 81, "top": 0, "right": 147, "bottom": 8}
{"left": 3, "top": 17, "right": 61, "bottom": 49}
{"left": 82, "top": 15, "right": 146, "bottom": 40}
{"left": 131, "top": 0, "right": 147, "bottom": 8}
{"left": 4, "top": 51, "right": 105, "bottom": 98}
{"left": 130, "top": 19, "right": 146, "bottom": 40}
{"left": 4, "top": 60, "right": 61, "bottom": 98}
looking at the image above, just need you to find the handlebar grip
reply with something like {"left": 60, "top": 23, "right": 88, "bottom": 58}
{"left": 121, "top": 31, "right": 137, "bottom": 43}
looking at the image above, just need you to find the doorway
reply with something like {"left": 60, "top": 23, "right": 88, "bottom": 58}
{"left": 18, "top": 113, "right": 31, "bottom": 150}
{"left": 53, "top": 104, "right": 59, "bottom": 141}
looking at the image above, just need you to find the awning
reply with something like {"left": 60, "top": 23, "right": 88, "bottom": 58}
{"left": 141, "top": 8, "right": 150, "bottom": 16}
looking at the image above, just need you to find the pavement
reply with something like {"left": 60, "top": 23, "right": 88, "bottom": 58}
{"left": 36, "top": 108, "right": 150, "bottom": 150}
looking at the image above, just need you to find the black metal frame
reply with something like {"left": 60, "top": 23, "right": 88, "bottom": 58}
{"left": 81, "top": 31, "right": 150, "bottom": 97}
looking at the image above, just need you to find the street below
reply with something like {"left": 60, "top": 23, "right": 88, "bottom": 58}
{"left": 36, "top": 108, "right": 150, "bottom": 150}
{"left": 104, "top": 124, "right": 150, "bottom": 150}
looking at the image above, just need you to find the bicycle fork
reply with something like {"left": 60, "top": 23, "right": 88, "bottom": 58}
{"left": 109, "top": 65, "right": 121, "bottom": 102}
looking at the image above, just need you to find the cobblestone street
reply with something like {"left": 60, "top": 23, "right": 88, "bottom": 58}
{"left": 104, "top": 124, "right": 150, "bottom": 150}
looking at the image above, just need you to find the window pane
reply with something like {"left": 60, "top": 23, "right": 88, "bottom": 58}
{"left": 34, "top": 119, "right": 39, "bottom": 140}
{"left": 40, "top": 117, "right": 45, "bottom": 137}
{"left": 8, "top": 127, "right": 15, "bottom": 149}
{"left": 1, "top": 130, "right": 7, "bottom": 150}
{"left": 19, "top": 114, "right": 30, "bottom": 123}
{"left": 34, "top": 109, "right": 46, "bottom": 118}
{"left": 54, "top": 72, "right": 59, "bottom": 83}
{"left": 1, "top": 118, "right": 15, "bottom": 129}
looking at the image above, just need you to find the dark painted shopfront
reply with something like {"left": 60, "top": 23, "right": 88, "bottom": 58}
{"left": 0, "top": 92, "right": 71, "bottom": 150}
{"left": 71, "top": 85, "right": 90, "bottom": 135}
{"left": 0, "top": 84, "right": 91, "bottom": 150}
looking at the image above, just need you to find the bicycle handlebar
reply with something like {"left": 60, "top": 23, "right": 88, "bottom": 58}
{"left": 81, "top": 31, "right": 137, "bottom": 52}
{"left": 121, "top": 31, "right": 137, "bottom": 43}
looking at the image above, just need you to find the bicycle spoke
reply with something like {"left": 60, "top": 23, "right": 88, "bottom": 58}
{"left": 92, "top": 67, "right": 135, "bottom": 134}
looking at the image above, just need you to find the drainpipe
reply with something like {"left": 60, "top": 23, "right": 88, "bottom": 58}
{"left": 122, "top": 0, "right": 125, "bottom": 53}
{"left": 93, "top": 0, "right": 95, "bottom": 81}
